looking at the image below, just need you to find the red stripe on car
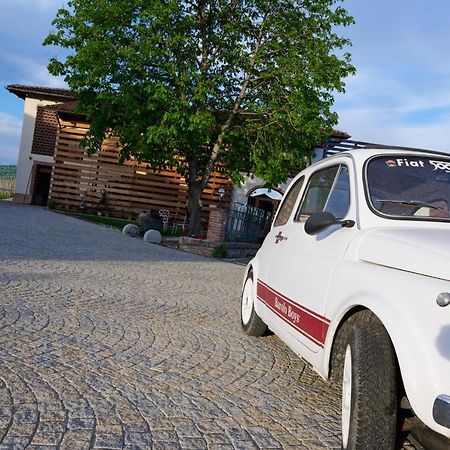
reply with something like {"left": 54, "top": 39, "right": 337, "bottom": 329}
{"left": 257, "top": 279, "right": 329, "bottom": 347}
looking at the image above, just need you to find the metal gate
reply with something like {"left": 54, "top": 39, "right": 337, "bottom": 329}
{"left": 225, "top": 203, "right": 274, "bottom": 243}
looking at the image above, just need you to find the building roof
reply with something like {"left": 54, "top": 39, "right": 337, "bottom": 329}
{"left": 6, "top": 84, "right": 75, "bottom": 101}
{"left": 46, "top": 100, "right": 80, "bottom": 113}
{"left": 330, "top": 129, "right": 350, "bottom": 139}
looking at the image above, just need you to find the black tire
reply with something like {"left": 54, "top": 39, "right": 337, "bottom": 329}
{"left": 341, "top": 321, "right": 398, "bottom": 450}
{"left": 241, "top": 272, "right": 267, "bottom": 336}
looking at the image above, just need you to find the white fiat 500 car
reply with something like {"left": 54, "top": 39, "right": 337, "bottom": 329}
{"left": 241, "top": 148, "right": 450, "bottom": 449}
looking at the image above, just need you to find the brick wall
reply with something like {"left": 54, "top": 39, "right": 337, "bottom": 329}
{"left": 31, "top": 107, "right": 58, "bottom": 157}
{"left": 206, "top": 207, "right": 229, "bottom": 242}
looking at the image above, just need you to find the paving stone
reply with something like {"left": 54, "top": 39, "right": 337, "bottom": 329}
{"left": 0, "top": 435, "right": 31, "bottom": 448}
{"left": 59, "top": 429, "right": 93, "bottom": 449}
{"left": 225, "top": 428, "right": 252, "bottom": 442}
{"left": 207, "top": 446, "right": 234, "bottom": 450}
{"left": 12, "top": 408, "right": 39, "bottom": 424}
{"left": 0, "top": 203, "right": 418, "bottom": 450}
{"left": 152, "top": 430, "right": 178, "bottom": 442}
{"left": 152, "top": 442, "right": 181, "bottom": 450}
{"left": 31, "top": 430, "right": 63, "bottom": 446}
{"left": 94, "top": 433, "right": 124, "bottom": 449}
{"left": 178, "top": 436, "right": 208, "bottom": 449}
{"left": 204, "top": 433, "right": 230, "bottom": 445}
{"left": 28, "top": 445, "right": 59, "bottom": 450}
{"left": 246, "top": 427, "right": 281, "bottom": 448}
{"left": 7, "top": 423, "right": 36, "bottom": 436}
{"left": 124, "top": 431, "right": 153, "bottom": 446}
{"left": 36, "top": 421, "right": 66, "bottom": 434}
{"left": 67, "top": 417, "right": 95, "bottom": 430}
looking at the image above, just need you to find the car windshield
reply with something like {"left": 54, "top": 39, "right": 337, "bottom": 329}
{"left": 366, "top": 155, "right": 450, "bottom": 221}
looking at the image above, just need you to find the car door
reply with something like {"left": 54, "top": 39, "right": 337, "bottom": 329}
{"left": 257, "top": 159, "right": 357, "bottom": 353}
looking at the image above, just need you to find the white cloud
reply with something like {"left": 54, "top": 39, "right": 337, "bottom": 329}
{"left": 332, "top": 0, "right": 450, "bottom": 153}
{"left": 339, "top": 68, "right": 450, "bottom": 116}
{"left": 335, "top": 63, "right": 450, "bottom": 153}
{"left": 0, "top": 142, "right": 20, "bottom": 165}
{"left": 20, "top": 59, "right": 67, "bottom": 88}
{"left": 0, "top": 113, "right": 21, "bottom": 165}
{"left": 0, "top": 52, "right": 67, "bottom": 88}
{"left": 336, "top": 104, "right": 450, "bottom": 154}
{"left": 0, "top": 113, "right": 22, "bottom": 138}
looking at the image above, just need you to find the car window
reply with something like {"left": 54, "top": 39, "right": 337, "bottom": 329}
{"left": 324, "top": 166, "right": 350, "bottom": 218}
{"left": 273, "top": 176, "right": 304, "bottom": 227}
{"left": 366, "top": 155, "right": 450, "bottom": 220}
{"left": 295, "top": 165, "right": 350, "bottom": 221}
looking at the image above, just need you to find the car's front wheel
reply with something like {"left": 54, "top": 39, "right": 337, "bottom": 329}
{"left": 241, "top": 272, "right": 267, "bottom": 336}
{"left": 341, "top": 321, "right": 398, "bottom": 450}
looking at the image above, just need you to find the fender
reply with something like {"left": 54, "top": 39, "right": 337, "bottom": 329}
{"left": 322, "top": 260, "right": 450, "bottom": 438}
{"left": 242, "top": 260, "right": 255, "bottom": 288}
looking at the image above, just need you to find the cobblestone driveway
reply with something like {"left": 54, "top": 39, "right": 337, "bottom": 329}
{"left": 0, "top": 203, "right": 413, "bottom": 450}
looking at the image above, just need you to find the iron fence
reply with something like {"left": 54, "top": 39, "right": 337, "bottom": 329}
{"left": 225, "top": 202, "right": 274, "bottom": 243}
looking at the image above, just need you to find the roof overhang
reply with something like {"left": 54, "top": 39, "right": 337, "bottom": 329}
{"left": 6, "top": 84, "right": 75, "bottom": 102}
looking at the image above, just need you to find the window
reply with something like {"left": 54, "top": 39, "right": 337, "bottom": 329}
{"left": 295, "top": 165, "right": 350, "bottom": 221}
{"left": 273, "top": 177, "right": 304, "bottom": 227}
{"left": 366, "top": 155, "right": 450, "bottom": 220}
{"left": 325, "top": 166, "right": 350, "bottom": 218}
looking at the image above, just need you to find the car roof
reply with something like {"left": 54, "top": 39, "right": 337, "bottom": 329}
{"left": 286, "top": 147, "right": 450, "bottom": 190}
{"left": 315, "top": 147, "right": 450, "bottom": 167}
{"left": 287, "top": 147, "right": 450, "bottom": 185}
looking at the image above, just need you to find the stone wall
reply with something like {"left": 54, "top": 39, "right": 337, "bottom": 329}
{"left": 178, "top": 237, "right": 260, "bottom": 259}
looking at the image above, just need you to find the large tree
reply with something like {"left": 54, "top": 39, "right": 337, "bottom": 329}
{"left": 45, "top": 0, "right": 354, "bottom": 235}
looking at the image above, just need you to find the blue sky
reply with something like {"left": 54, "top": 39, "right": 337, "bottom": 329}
{"left": 1, "top": 0, "right": 450, "bottom": 165}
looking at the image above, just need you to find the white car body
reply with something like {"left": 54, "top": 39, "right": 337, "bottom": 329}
{"left": 245, "top": 148, "right": 450, "bottom": 440}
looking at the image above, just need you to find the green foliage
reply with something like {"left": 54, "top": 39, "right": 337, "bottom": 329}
{"left": 44, "top": 1, "right": 354, "bottom": 232}
{"left": 161, "top": 228, "right": 182, "bottom": 237}
{"left": 212, "top": 245, "right": 228, "bottom": 259}
{"left": 0, "top": 166, "right": 15, "bottom": 199}
{"left": 0, "top": 166, "right": 16, "bottom": 177}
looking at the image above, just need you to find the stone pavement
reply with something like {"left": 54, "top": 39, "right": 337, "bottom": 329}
{"left": 0, "top": 203, "right": 414, "bottom": 450}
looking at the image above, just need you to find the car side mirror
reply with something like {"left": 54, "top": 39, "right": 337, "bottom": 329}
{"left": 304, "top": 211, "right": 355, "bottom": 236}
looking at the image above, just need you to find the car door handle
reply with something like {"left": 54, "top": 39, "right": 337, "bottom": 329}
{"left": 275, "top": 231, "right": 288, "bottom": 244}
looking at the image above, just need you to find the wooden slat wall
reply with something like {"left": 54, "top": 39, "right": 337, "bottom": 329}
{"left": 49, "top": 118, "right": 233, "bottom": 225}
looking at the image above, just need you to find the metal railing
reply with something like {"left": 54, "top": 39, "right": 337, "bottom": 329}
{"left": 322, "top": 137, "right": 432, "bottom": 158}
{"left": 225, "top": 202, "right": 273, "bottom": 243}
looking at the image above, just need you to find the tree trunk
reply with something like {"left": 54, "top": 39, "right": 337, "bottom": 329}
{"left": 186, "top": 182, "right": 202, "bottom": 237}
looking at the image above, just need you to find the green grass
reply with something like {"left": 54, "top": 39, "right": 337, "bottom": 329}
{"left": 65, "top": 213, "right": 132, "bottom": 229}
{"left": 63, "top": 212, "right": 181, "bottom": 236}
{"left": 0, "top": 192, "right": 13, "bottom": 200}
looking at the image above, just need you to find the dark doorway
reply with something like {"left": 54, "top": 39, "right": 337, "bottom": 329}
{"left": 247, "top": 195, "right": 279, "bottom": 213}
{"left": 246, "top": 187, "right": 283, "bottom": 214}
{"left": 32, "top": 165, "right": 52, "bottom": 206}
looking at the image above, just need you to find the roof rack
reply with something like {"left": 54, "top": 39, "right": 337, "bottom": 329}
{"left": 322, "top": 137, "right": 433, "bottom": 158}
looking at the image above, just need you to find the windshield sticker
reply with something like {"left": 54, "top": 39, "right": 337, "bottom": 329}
{"left": 429, "top": 160, "right": 450, "bottom": 173}
{"left": 385, "top": 158, "right": 424, "bottom": 168}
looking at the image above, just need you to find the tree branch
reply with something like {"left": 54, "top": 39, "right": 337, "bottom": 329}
{"left": 200, "top": 1, "right": 273, "bottom": 188}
